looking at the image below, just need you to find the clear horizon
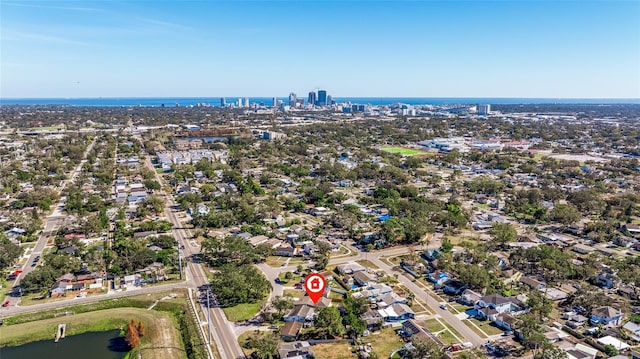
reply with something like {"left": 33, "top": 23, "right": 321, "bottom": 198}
{"left": 2, "top": 1, "right": 639, "bottom": 98}
{"left": 2, "top": 96, "right": 640, "bottom": 100}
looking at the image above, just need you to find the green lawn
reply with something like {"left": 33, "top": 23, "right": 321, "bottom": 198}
{"left": 365, "top": 327, "right": 404, "bottom": 359}
{"left": 451, "top": 303, "right": 473, "bottom": 313}
{"left": 437, "top": 330, "right": 460, "bottom": 345}
{"left": 313, "top": 342, "right": 357, "bottom": 359}
{"left": 278, "top": 272, "right": 302, "bottom": 284}
{"left": 465, "top": 318, "right": 504, "bottom": 337}
{"left": 424, "top": 319, "right": 446, "bottom": 333}
{"left": 265, "top": 256, "right": 307, "bottom": 267}
{"left": 381, "top": 147, "right": 432, "bottom": 157}
{"left": 222, "top": 301, "right": 263, "bottom": 322}
{"left": 283, "top": 289, "right": 305, "bottom": 298}
{"left": 355, "top": 259, "right": 380, "bottom": 269}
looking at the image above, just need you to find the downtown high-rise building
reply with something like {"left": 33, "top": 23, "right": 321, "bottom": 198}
{"left": 220, "top": 98, "right": 226, "bottom": 107}
{"left": 245, "top": 97, "right": 250, "bottom": 108}
{"left": 317, "top": 90, "right": 327, "bottom": 106}
{"left": 477, "top": 104, "right": 491, "bottom": 115}
{"left": 272, "top": 97, "right": 277, "bottom": 108}
{"left": 288, "top": 92, "right": 297, "bottom": 107}
{"left": 308, "top": 91, "right": 317, "bottom": 106}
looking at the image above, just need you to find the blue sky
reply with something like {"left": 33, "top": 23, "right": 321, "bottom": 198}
{"left": 1, "top": 0, "right": 639, "bottom": 98}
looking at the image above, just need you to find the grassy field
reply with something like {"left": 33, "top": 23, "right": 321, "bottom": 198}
{"left": 313, "top": 341, "right": 357, "bottom": 359}
{"left": 222, "top": 301, "right": 263, "bottom": 322}
{"left": 365, "top": 328, "right": 404, "bottom": 358}
{"left": 0, "top": 308, "right": 184, "bottom": 359}
{"left": 381, "top": 147, "right": 431, "bottom": 156}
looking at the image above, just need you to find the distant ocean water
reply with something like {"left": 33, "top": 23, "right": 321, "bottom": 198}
{"left": 1, "top": 97, "right": 638, "bottom": 106}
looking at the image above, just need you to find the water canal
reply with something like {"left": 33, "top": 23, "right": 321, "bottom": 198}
{"left": 0, "top": 330, "right": 128, "bottom": 359}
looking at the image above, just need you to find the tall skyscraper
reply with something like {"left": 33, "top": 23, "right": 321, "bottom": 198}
{"left": 308, "top": 91, "right": 317, "bottom": 106}
{"left": 477, "top": 104, "right": 491, "bottom": 115}
{"left": 288, "top": 92, "right": 297, "bottom": 107}
{"left": 326, "top": 95, "right": 333, "bottom": 106}
{"left": 238, "top": 98, "right": 243, "bottom": 107}
{"left": 317, "top": 90, "right": 327, "bottom": 106}
{"left": 272, "top": 97, "right": 277, "bottom": 108}
{"left": 245, "top": 97, "right": 250, "bottom": 108}
{"left": 220, "top": 98, "right": 226, "bottom": 107}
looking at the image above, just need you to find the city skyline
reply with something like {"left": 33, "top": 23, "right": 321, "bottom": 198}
{"left": 1, "top": 1, "right": 639, "bottom": 99}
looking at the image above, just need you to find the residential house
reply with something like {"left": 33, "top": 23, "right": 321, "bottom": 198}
{"left": 400, "top": 319, "right": 445, "bottom": 348}
{"left": 520, "top": 277, "right": 546, "bottom": 290}
{"left": 427, "top": 270, "right": 451, "bottom": 286}
{"left": 597, "top": 271, "right": 618, "bottom": 289}
{"left": 565, "top": 314, "right": 589, "bottom": 329}
{"left": 50, "top": 279, "right": 70, "bottom": 297}
{"left": 278, "top": 341, "right": 313, "bottom": 359}
{"left": 495, "top": 313, "right": 518, "bottom": 331}
{"left": 360, "top": 310, "right": 383, "bottom": 331}
{"left": 248, "top": 235, "right": 269, "bottom": 247}
{"left": 475, "top": 294, "right": 516, "bottom": 321}
{"left": 353, "top": 271, "right": 377, "bottom": 287}
{"left": 336, "top": 262, "right": 366, "bottom": 275}
{"left": 284, "top": 304, "right": 315, "bottom": 323}
{"left": 596, "top": 336, "right": 629, "bottom": 350}
{"left": 353, "top": 283, "right": 393, "bottom": 300}
{"left": 133, "top": 231, "right": 157, "bottom": 239}
{"left": 565, "top": 344, "right": 598, "bottom": 359}
{"left": 275, "top": 245, "right": 297, "bottom": 257}
{"left": 590, "top": 306, "right": 623, "bottom": 327}
{"left": 443, "top": 280, "right": 467, "bottom": 295}
{"left": 458, "top": 289, "right": 482, "bottom": 306}
{"left": 124, "top": 274, "right": 137, "bottom": 286}
{"left": 377, "top": 303, "right": 414, "bottom": 322}
{"left": 618, "top": 284, "right": 639, "bottom": 300}
{"left": 571, "top": 243, "right": 595, "bottom": 254}
{"left": 377, "top": 293, "right": 408, "bottom": 309}
{"left": 280, "top": 321, "right": 303, "bottom": 342}
{"left": 622, "top": 223, "right": 640, "bottom": 237}
{"left": 622, "top": 321, "right": 640, "bottom": 341}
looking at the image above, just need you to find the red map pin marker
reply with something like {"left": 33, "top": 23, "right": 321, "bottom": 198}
{"left": 304, "top": 273, "right": 327, "bottom": 304}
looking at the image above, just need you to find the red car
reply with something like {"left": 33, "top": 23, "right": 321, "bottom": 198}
{"left": 2, "top": 300, "right": 10, "bottom": 307}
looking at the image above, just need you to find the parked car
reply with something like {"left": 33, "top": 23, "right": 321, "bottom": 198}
{"left": 2, "top": 300, "right": 9, "bottom": 307}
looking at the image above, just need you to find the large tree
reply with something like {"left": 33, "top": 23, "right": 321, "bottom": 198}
{"left": 490, "top": 222, "right": 518, "bottom": 249}
{"left": 548, "top": 203, "right": 581, "bottom": 228}
{"left": 314, "top": 306, "right": 345, "bottom": 339}
{"left": 0, "top": 233, "right": 23, "bottom": 269}
{"left": 210, "top": 265, "right": 270, "bottom": 307}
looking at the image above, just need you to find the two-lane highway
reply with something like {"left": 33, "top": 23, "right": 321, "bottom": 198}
{"left": 141, "top": 145, "right": 245, "bottom": 359}
{"left": 8, "top": 138, "right": 97, "bottom": 306}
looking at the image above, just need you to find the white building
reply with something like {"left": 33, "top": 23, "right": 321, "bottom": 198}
{"left": 478, "top": 104, "right": 491, "bottom": 115}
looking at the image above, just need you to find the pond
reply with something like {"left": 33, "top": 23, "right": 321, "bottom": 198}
{"left": 0, "top": 330, "right": 128, "bottom": 359}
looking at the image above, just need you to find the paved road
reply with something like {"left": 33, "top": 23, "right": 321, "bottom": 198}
{"left": 0, "top": 281, "right": 188, "bottom": 318}
{"left": 7, "top": 138, "right": 98, "bottom": 307}
{"left": 142, "top": 149, "right": 244, "bottom": 359}
{"left": 253, "top": 238, "right": 486, "bottom": 347}
{"left": 366, "top": 255, "right": 485, "bottom": 347}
